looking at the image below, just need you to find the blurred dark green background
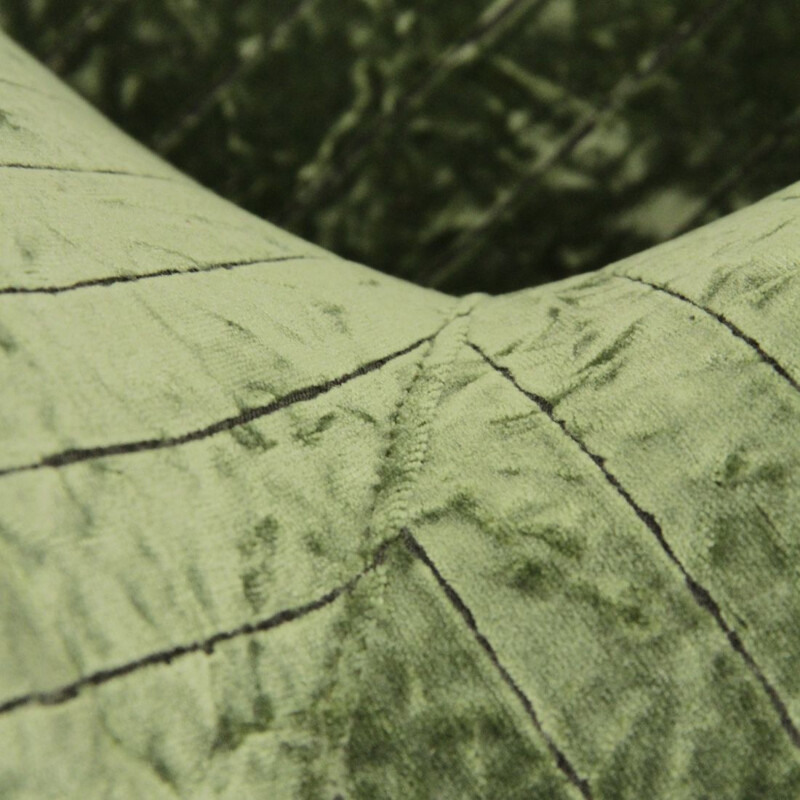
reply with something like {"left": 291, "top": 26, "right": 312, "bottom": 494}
{"left": 2, "top": 0, "right": 798, "bottom": 295}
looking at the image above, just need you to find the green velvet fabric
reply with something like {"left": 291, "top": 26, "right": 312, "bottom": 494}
{"left": 1, "top": 29, "right": 800, "bottom": 800}
{"left": 3, "top": 0, "right": 800, "bottom": 297}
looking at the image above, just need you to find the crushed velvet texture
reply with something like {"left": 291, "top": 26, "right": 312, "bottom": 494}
{"left": 3, "top": 0, "right": 800, "bottom": 297}
{"left": 1, "top": 29, "right": 800, "bottom": 800}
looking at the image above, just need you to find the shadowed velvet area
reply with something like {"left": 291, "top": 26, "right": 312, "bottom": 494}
{"left": 1, "top": 29, "right": 800, "bottom": 800}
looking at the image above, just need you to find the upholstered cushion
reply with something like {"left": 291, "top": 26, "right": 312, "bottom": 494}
{"left": 1, "top": 30, "right": 799, "bottom": 799}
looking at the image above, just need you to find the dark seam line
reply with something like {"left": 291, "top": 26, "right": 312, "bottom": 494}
{"left": 399, "top": 527, "right": 593, "bottom": 799}
{"left": 0, "top": 163, "right": 178, "bottom": 180}
{"left": 467, "top": 340, "right": 800, "bottom": 750}
{"left": 0, "top": 255, "right": 314, "bottom": 296}
{"left": 0, "top": 335, "right": 433, "bottom": 478}
{"left": 0, "top": 532, "right": 403, "bottom": 716}
{"left": 615, "top": 273, "right": 800, "bottom": 394}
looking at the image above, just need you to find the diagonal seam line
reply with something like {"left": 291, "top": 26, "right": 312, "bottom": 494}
{"left": 467, "top": 340, "right": 800, "bottom": 751}
{"left": 0, "top": 163, "right": 180, "bottom": 180}
{"left": 0, "top": 334, "right": 434, "bottom": 478}
{"left": 356, "top": 308, "right": 459, "bottom": 538}
{"left": 613, "top": 273, "right": 800, "bottom": 394}
{"left": 0, "top": 254, "right": 318, "bottom": 296}
{"left": 0, "top": 531, "right": 404, "bottom": 716}
{"left": 370, "top": 297, "right": 486, "bottom": 526}
{"left": 398, "top": 527, "right": 593, "bottom": 799}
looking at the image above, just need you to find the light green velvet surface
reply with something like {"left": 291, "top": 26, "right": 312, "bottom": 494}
{"left": 1, "top": 30, "right": 799, "bottom": 799}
